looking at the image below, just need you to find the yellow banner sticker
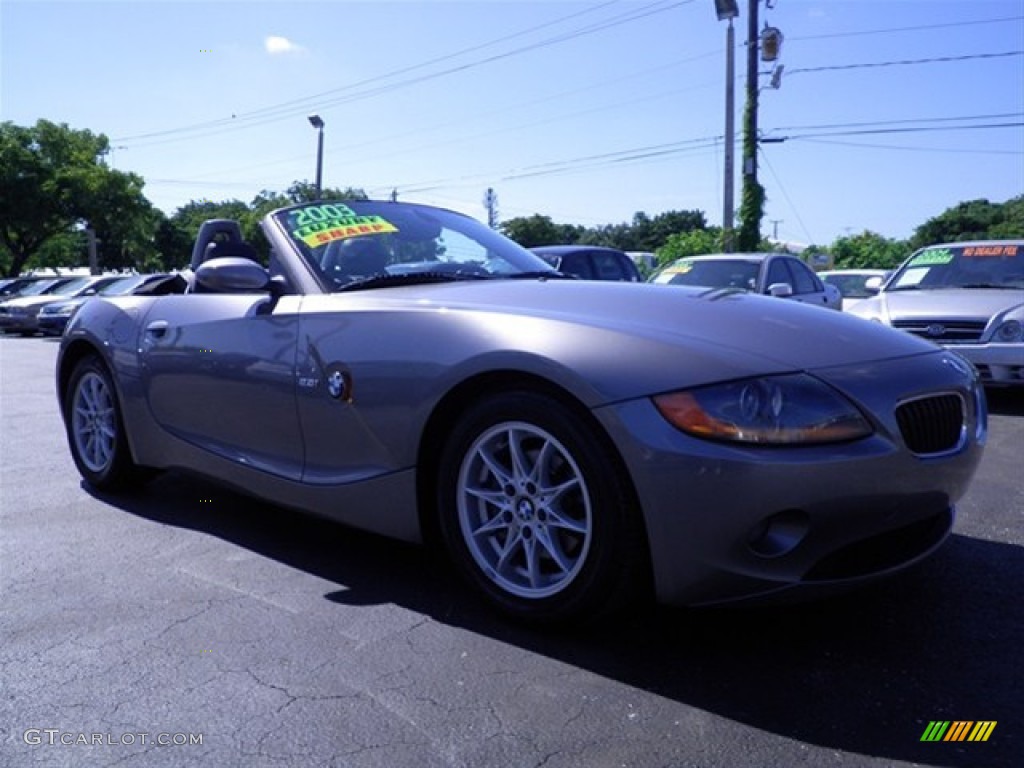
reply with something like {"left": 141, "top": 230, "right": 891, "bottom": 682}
{"left": 297, "top": 217, "right": 397, "bottom": 248}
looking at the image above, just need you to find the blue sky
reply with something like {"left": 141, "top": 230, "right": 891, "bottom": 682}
{"left": 2, "top": 0, "right": 1022, "bottom": 246}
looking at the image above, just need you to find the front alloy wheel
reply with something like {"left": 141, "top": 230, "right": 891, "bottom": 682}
{"left": 457, "top": 421, "right": 592, "bottom": 600}
{"left": 438, "top": 391, "right": 648, "bottom": 623}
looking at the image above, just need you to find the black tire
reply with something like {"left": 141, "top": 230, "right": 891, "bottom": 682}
{"left": 64, "top": 355, "right": 152, "bottom": 491}
{"left": 437, "top": 391, "right": 648, "bottom": 624}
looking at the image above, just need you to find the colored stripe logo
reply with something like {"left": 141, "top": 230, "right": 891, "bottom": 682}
{"left": 921, "top": 721, "right": 996, "bottom": 742}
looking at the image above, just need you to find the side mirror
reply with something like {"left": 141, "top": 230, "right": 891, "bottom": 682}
{"left": 195, "top": 257, "right": 270, "bottom": 293}
{"left": 864, "top": 276, "right": 884, "bottom": 294}
{"left": 767, "top": 282, "right": 793, "bottom": 298}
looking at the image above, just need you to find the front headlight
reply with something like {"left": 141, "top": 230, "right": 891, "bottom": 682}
{"left": 994, "top": 319, "right": 1022, "bottom": 343}
{"left": 653, "top": 374, "right": 873, "bottom": 445}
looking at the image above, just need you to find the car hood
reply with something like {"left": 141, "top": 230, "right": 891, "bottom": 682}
{"left": 319, "top": 280, "right": 935, "bottom": 372}
{"left": 0, "top": 295, "right": 62, "bottom": 310}
{"left": 41, "top": 297, "right": 88, "bottom": 312}
{"left": 868, "top": 288, "right": 1024, "bottom": 320}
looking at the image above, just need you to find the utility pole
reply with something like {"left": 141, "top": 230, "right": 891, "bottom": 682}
{"left": 737, "top": 0, "right": 762, "bottom": 251}
{"left": 483, "top": 188, "right": 499, "bottom": 229}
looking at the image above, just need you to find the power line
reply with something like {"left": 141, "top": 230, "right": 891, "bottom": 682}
{"left": 769, "top": 112, "right": 1024, "bottom": 133}
{"left": 798, "top": 137, "right": 1022, "bottom": 157}
{"left": 787, "top": 50, "right": 1022, "bottom": 76}
{"left": 787, "top": 14, "right": 1023, "bottom": 41}
{"left": 758, "top": 149, "right": 816, "bottom": 246}
{"left": 114, "top": 1, "right": 692, "bottom": 147}
{"left": 763, "top": 121, "right": 1024, "bottom": 142}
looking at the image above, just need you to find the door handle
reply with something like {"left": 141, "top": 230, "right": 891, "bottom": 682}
{"left": 145, "top": 320, "right": 169, "bottom": 339}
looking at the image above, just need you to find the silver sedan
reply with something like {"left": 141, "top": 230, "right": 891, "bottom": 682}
{"left": 651, "top": 252, "right": 842, "bottom": 310}
{"left": 849, "top": 240, "right": 1024, "bottom": 387}
{"left": 57, "top": 201, "right": 985, "bottom": 623}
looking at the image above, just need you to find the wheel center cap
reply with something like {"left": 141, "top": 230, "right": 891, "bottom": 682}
{"left": 516, "top": 498, "right": 535, "bottom": 520}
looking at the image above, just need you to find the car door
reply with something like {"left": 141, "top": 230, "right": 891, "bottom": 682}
{"left": 559, "top": 252, "right": 594, "bottom": 279}
{"left": 138, "top": 293, "right": 305, "bottom": 480}
{"left": 591, "top": 251, "right": 629, "bottom": 281}
{"left": 784, "top": 257, "right": 835, "bottom": 308}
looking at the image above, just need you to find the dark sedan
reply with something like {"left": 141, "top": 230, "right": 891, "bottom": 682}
{"left": 38, "top": 273, "right": 187, "bottom": 336}
{"left": 0, "top": 275, "right": 124, "bottom": 336}
{"left": 531, "top": 245, "right": 643, "bottom": 282}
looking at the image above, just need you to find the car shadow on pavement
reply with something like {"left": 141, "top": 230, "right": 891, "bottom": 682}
{"left": 91, "top": 470, "right": 1020, "bottom": 768}
{"left": 985, "top": 387, "right": 1024, "bottom": 416}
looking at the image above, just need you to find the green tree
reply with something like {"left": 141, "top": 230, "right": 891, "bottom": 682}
{"left": 0, "top": 121, "right": 78, "bottom": 276}
{"left": 500, "top": 215, "right": 584, "bottom": 247}
{"left": 0, "top": 119, "right": 155, "bottom": 276}
{"left": 575, "top": 210, "right": 706, "bottom": 252}
{"left": 989, "top": 195, "right": 1024, "bottom": 239}
{"left": 829, "top": 231, "right": 909, "bottom": 270}
{"left": 909, "top": 196, "right": 1024, "bottom": 249}
{"left": 736, "top": 97, "right": 765, "bottom": 252}
{"left": 657, "top": 227, "right": 724, "bottom": 266}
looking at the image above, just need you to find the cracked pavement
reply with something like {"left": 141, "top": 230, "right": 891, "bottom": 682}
{"left": 1, "top": 337, "right": 1020, "bottom": 768}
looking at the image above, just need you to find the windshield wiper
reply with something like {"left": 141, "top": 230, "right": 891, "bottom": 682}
{"left": 502, "top": 271, "right": 577, "bottom": 280}
{"left": 334, "top": 271, "right": 488, "bottom": 292}
{"left": 957, "top": 282, "right": 1022, "bottom": 290}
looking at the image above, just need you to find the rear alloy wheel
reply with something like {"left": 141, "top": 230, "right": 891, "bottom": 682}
{"left": 65, "top": 356, "right": 150, "bottom": 491}
{"left": 438, "top": 391, "right": 647, "bottom": 623}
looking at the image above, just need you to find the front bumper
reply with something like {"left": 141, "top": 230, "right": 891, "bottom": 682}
{"left": 594, "top": 350, "right": 986, "bottom": 607}
{"left": 940, "top": 342, "right": 1024, "bottom": 387}
{"left": 37, "top": 314, "right": 71, "bottom": 336}
{"left": 0, "top": 313, "right": 40, "bottom": 333}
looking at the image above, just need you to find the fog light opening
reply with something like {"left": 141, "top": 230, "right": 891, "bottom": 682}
{"left": 747, "top": 509, "right": 810, "bottom": 558}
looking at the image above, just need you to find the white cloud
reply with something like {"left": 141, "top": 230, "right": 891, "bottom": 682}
{"left": 265, "top": 36, "right": 305, "bottom": 55}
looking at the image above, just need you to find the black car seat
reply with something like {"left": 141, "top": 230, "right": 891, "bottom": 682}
{"left": 321, "top": 238, "right": 389, "bottom": 278}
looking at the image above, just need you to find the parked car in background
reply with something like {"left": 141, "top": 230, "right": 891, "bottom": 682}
{"left": 0, "top": 275, "right": 123, "bottom": 336}
{"left": 0, "top": 276, "right": 75, "bottom": 303}
{"left": 38, "top": 273, "right": 187, "bottom": 336}
{"left": 819, "top": 269, "right": 891, "bottom": 311}
{"left": 650, "top": 253, "right": 842, "bottom": 310}
{"left": 530, "top": 245, "right": 642, "bottom": 282}
{"left": 848, "top": 240, "right": 1024, "bottom": 387}
{"left": 56, "top": 199, "right": 985, "bottom": 624}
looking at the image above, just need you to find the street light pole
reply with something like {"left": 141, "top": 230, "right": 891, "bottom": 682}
{"left": 723, "top": 18, "right": 736, "bottom": 252}
{"left": 308, "top": 114, "right": 325, "bottom": 199}
{"left": 713, "top": 1, "right": 739, "bottom": 252}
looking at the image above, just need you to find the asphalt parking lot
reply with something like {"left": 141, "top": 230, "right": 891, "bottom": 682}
{"left": 1, "top": 335, "right": 1020, "bottom": 768}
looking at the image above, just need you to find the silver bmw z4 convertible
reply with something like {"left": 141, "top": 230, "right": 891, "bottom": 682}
{"left": 57, "top": 200, "right": 987, "bottom": 623}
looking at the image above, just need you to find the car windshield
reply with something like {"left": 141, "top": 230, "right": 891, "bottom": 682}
{"left": 651, "top": 258, "right": 760, "bottom": 291}
{"left": 48, "top": 277, "right": 98, "bottom": 296}
{"left": 271, "top": 200, "right": 556, "bottom": 290}
{"left": 19, "top": 279, "right": 65, "bottom": 296}
{"left": 822, "top": 273, "right": 882, "bottom": 298}
{"left": 886, "top": 243, "right": 1024, "bottom": 291}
